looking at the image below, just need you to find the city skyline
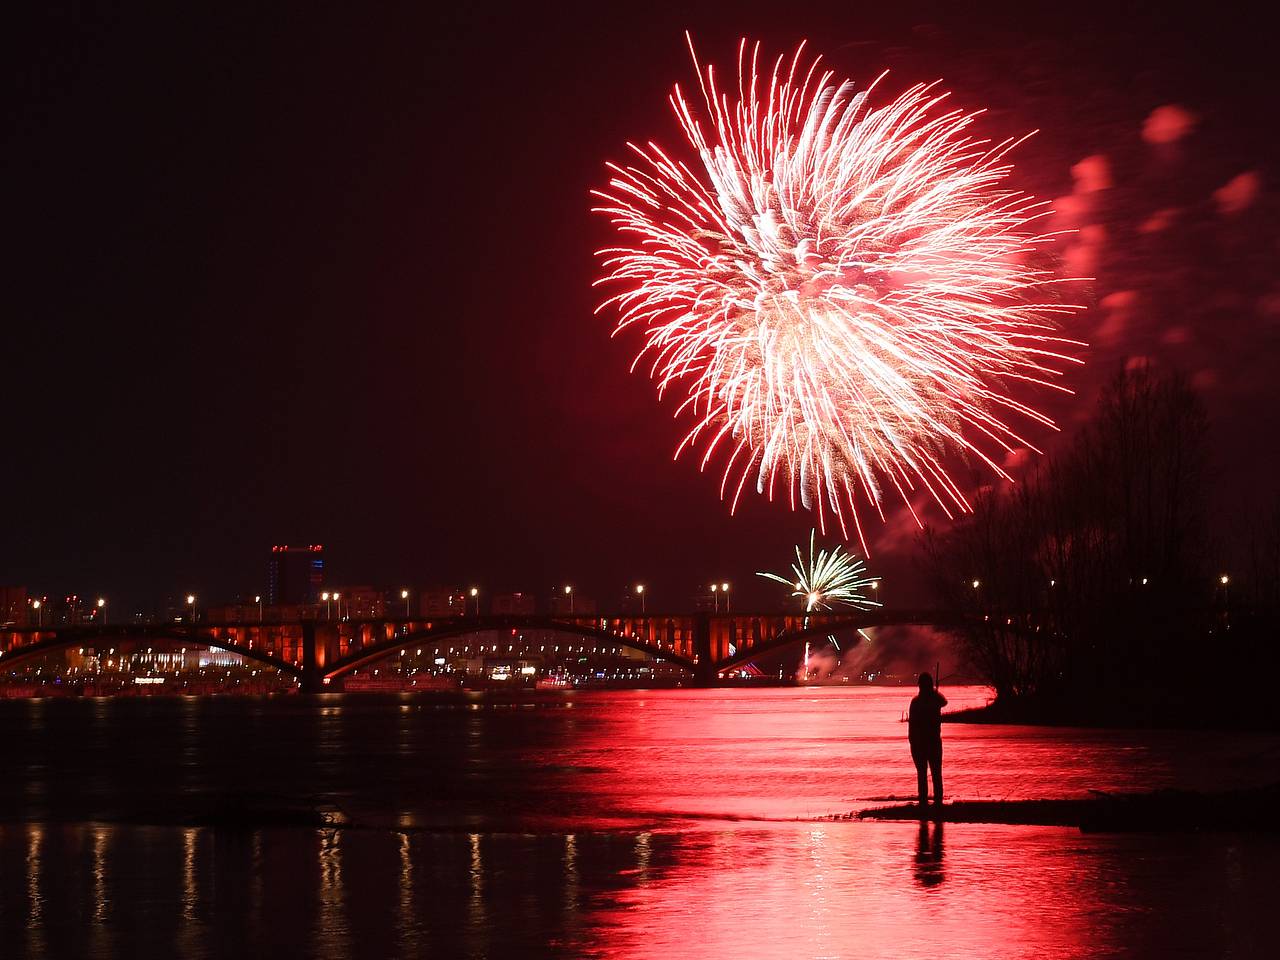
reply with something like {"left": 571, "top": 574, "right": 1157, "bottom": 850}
{"left": 2, "top": 549, "right": 773, "bottom": 624}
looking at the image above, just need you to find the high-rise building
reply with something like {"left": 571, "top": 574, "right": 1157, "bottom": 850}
{"left": 267, "top": 544, "right": 324, "bottom": 605}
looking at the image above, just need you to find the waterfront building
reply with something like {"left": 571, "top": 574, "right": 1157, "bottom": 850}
{"left": 417, "top": 587, "right": 468, "bottom": 617}
{"left": 548, "top": 592, "right": 596, "bottom": 616}
{"left": 491, "top": 591, "right": 537, "bottom": 615}
{"left": 0, "top": 586, "right": 28, "bottom": 626}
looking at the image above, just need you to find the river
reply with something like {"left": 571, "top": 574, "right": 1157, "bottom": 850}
{"left": 2, "top": 686, "right": 1277, "bottom": 958}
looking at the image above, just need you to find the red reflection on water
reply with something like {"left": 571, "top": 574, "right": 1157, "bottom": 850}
{"left": 529, "top": 687, "right": 1280, "bottom": 828}
{"left": 538, "top": 687, "right": 1280, "bottom": 958}
{"left": 572, "top": 824, "right": 1073, "bottom": 958}
{"left": 574, "top": 822, "right": 1276, "bottom": 960}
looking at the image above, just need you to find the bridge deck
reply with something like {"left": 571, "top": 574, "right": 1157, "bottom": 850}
{"left": 1, "top": 610, "right": 967, "bottom": 688}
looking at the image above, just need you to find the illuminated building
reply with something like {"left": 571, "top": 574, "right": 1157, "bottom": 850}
{"left": 417, "top": 587, "right": 468, "bottom": 617}
{"left": 548, "top": 592, "right": 596, "bottom": 616}
{"left": 491, "top": 592, "right": 536, "bottom": 615}
{"left": 196, "top": 649, "right": 245, "bottom": 668}
{"left": 692, "top": 590, "right": 718, "bottom": 612}
{"left": 0, "top": 586, "right": 29, "bottom": 626}
{"left": 267, "top": 544, "right": 324, "bottom": 605}
{"left": 323, "top": 585, "right": 383, "bottom": 619}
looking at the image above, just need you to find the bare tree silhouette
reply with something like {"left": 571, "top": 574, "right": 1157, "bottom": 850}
{"left": 921, "top": 368, "right": 1227, "bottom": 718}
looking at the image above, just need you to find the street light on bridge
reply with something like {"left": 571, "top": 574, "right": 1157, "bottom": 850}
{"left": 187, "top": 594, "right": 196, "bottom": 623}
{"left": 721, "top": 582, "right": 730, "bottom": 613}
{"left": 401, "top": 589, "right": 410, "bottom": 618}
{"left": 97, "top": 597, "right": 106, "bottom": 625}
{"left": 322, "top": 592, "right": 332, "bottom": 618}
{"left": 710, "top": 583, "right": 718, "bottom": 612}
{"left": 32, "top": 599, "right": 42, "bottom": 627}
{"left": 470, "top": 587, "right": 479, "bottom": 616}
{"left": 255, "top": 595, "right": 263, "bottom": 622}
{"left": 635, "top": 584, "right": 645, "bottom": 613}
{"left": 564, "top": 585, "right": 574, "bottom": 614}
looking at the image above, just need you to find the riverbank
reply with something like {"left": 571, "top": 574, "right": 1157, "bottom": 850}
{"left": 944, "top": 693, "right": 1280, "bottom": 731}
{"left": 856, "top": 783, "right": 1280, "bottom": 833}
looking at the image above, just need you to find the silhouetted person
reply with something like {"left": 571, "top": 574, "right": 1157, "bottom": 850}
{"left": 909, "top": 672, "right": 946, "bottom": 808}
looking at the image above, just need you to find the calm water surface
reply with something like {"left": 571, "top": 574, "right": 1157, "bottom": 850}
{"left": 2, "top": 686, "right": 1278, "bottom": 958}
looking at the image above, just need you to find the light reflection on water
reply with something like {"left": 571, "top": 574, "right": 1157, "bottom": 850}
{"left": 1, "top": 821, "right": 1276, "bottom": 959}
{"left": 581, "top": 823, "right": 1277, "bottom": 960}
{"left": 0, "top": 687, "right": 1277, "bottom": 958}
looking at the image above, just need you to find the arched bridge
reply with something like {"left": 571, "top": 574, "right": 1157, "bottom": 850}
{"left": 0, "top": 609, "right": 969, "bottom": 691}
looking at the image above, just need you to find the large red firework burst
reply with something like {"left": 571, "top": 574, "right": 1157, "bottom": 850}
{"left": 592, "top": 37, "right": 1084, "bottom": 552}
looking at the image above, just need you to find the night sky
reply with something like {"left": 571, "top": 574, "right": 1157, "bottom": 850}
{"left": 7, "top": 1, "right": 1278, "bottom": 612}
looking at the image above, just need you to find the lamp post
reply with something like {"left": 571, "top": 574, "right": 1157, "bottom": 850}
{"left": 187, "top": 594, "right": 196, "bottom": 623}
{"left": 564, "top": 584, "right": 574, "bottom": 614}
{"left": 401, "top": 589, "right": 410, "bottom": 618}
{"left": 322, "top": 592, "right": 331, "bottom": 619}
{"left": 33, "top": 599, "right": 42, "bottom": 627}
{"left": 870, "top": 580, "right": 880, "bottom": 606}
{"left": 334, "top": 592, "right": 342, "bottom": 621}
{"left": 470, "top": 587, "right": 479, "bottom": 616}
{"left": 721, "top": 582, "right": 730, "bottom": 614}
{"left": 1220, "top": 574, "right": 1230, "bottom": 608}
{"left": 255, "top": 595, "right": 263, "bottom": 622}
{"left": 97, "top": 597, "right": 107, "bottom": 625}
{"left": 636, "top": 584, "right": 645, "bottom": 613}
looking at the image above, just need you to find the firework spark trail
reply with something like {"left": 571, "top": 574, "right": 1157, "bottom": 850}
{"left": 592, "top": 36, "right": 1085, "bottom": 550}
{"left": 758, "top": 529, "right": 880, "bottom": 613}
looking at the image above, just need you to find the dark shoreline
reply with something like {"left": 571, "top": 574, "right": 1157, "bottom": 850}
{"left": 8, "top": 784, "right": 1276, "bottom": 835}
{"left": 857, "top": 783, "right": 1280, "bottom": 833}
{"left": 943, "top": 696, "right": 1280, "bottom": 732}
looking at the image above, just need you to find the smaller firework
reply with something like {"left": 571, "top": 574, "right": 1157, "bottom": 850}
{"left": 759, "top": 530, "right": 881, "bottom": 612}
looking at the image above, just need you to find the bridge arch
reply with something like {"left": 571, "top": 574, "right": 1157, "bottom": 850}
{"left": 718, "top": 612, "right": 968, "bottom": 673}
{"left": 0, "top": 629, "right": 302, "bottom": 678}
{"left": 324, "top": 617, "right": 700, "bottom": 680}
